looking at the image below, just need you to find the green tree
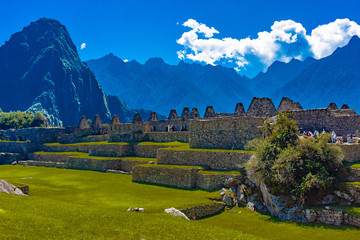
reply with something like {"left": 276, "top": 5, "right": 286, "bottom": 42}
{"left": 246, "top": 113, "right": 343, "bottom": 202}
{"left": 0, "top": 111, "right": 47, "bottom": 130}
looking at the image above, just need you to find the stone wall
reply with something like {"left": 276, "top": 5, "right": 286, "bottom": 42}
{"left": 196, "top": 171, "right": 243, "bottom": 190}
{"left": 132, "top": 164, "right": 203, "bottom": 188}
{"left": 246, "top": 97, "right": 276, "bottom": 117}
{"left": 29, "top": 153, "right": 70, "bottom": 162}
{"left": 0, "top": 153, "right": 24, "bottom": 164}
{"left": 189, "top": 117, "right": 264, "bottom": 149}
{"left": 66, "top": 157, "right": 123, "bottom": 172}
{"left": 41, "top": 143, "right": 131, "bottom": 157}
{"left": 0, "top": 141, "right": 38, "bottom": 155}
{"left": 157, "top": 148, "right": 253, "bottom": 170}
{"left": 304, "top": 208, "right": 360, "bottom": 227}
{"left": 0, "top": 128, "right": 65, "bottom": 143}
{"left": 147, "top": 132, "right": 189, "bottom": 143}
{"left": 339, "top": 144, "right": 360, "bottom": 162}
{"left": 277, "top": 97, "right": 303, "bottom": 112}
{"left": 88, "top": 144, "right": 132, "bottom": 157}
{"left": 180, "top": 202, "right": 226, "bottom": 220}
{"left": 290, "top": 109, "right": 360, "bottom": 135}
{"left": 133, "top": 145, "right": 171, "bottom": 158}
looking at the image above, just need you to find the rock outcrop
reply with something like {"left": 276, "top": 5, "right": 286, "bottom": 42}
{"left": 0, "top": 180, "right": 26, "bottom": 196}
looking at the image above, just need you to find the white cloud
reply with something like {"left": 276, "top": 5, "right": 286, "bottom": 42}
{"left": 177, "top": 18, "right": 360, "bottom": 77}
{"left": 80, "top": 43, "right": 86, "bottom": 50}
{"left": 307, "top": 18, "right": 360, "bottom": 58}
{"left": 123, "top": 59, "right": 129, "bottom": 62}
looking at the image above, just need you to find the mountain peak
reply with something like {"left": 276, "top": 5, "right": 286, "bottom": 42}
{"left": 348, "top": 35, "right": 360, "bottom": 45}
{"left": 0, "top": 18, "right": 111, "bottom": 126}
{"left": 145, "top": 57, "right": 166, "bottom": 68}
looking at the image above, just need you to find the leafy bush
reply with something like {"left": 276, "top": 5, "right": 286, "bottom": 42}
{"left": 246, "top": 113, "right": 343, "bottom": 202}
{"left": 0, "top": 110, "right": 47, "bottom": 130}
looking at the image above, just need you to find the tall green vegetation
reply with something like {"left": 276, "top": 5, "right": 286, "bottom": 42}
{"left": 0, "top": 109, "right": 47, "bottom": 130}
{"left": 246, "top": 113, "right": 344, "bottom": 202}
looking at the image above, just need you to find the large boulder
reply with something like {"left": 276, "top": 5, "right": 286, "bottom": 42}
{"left": 0, "top": 180, "right": 26, "bottom": 195}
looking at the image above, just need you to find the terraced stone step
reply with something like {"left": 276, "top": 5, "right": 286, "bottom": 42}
{"left": 344, "top": 162, "right": 360, "bottom": 182}
{"left": 18, "top": 160, "right": 65, "bottom": 168}
{"left": 133, "top": 164, "right": 203, "bottom": 189}
{"left": 0, "top": 152, "right": 25, "bottom": 164}
{"left": 157, "top": 146, "right": 253, "bottom": 170}
{"left": 339, "top": 144, "right": 360, "bottom": 162}
{"left": 41, "top": 142, "right": 131, "bottom": 157}
{"left": 41, "top": 141, "right": 187, "bottom": 158}
{"left": 132, "top": 164, "right": 243, "bottom": 190}
{"left": 29, "top": 152, "right": 156, "bottom": 172}
{"left": 197, "top": 170, "right": 243, "bottom": 190}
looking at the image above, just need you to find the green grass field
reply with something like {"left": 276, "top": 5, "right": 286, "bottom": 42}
{"left": 0, "top": 165, "right": 359, "bottom": 239}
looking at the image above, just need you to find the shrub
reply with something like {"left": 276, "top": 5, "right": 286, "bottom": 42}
{"left": 0, "top": 110, "right": 47, "bottom": 130}
{"left": 246, "top": 113, "right": 343, "bottom": 202}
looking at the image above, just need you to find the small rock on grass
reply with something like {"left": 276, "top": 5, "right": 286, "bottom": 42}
{"left": 164, "top": 207, "right": 189, "bottom": 220}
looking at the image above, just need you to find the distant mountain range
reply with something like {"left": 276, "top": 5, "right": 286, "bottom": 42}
{"left": 86, "top": 55, "right": 253, "bottom": 115}
{"left": 88, "top": 35, "right": 360, "bottom": 114}
{"left": 0, "top": 18, "right": 159, "bottom": 126}
{"left": 1, "top": 18, "right": 360, "bottom": 127}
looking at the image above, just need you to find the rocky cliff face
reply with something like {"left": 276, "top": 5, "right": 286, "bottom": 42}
{"left": 0, "top": 18, "right": 111, "bottom": 126}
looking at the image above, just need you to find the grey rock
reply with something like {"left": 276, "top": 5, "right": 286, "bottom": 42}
{"left": 247, "top": 202, "right": 255, "bottom": 211}
{"left": 334, "top": 190, "right": 354, "bottom": 202}
{"left": 164, "top": 207, "right": 190, "bottom": 220}
{"left": 0, "top": 180, "right": 26, "bottom": 196}
{"left": 222, "top": 194, "right": 234, "bottom": 207}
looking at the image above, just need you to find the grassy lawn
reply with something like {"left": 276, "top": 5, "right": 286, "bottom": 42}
{"left": 0, "top": 166, "right": 359, "bottom": 239}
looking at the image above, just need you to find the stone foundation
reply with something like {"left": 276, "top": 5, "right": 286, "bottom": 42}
{"left": 157, "top": 148, "right": 253, "bottom": 170}
{"left": 304, "top": 208, "right": 360, "bottom": 227}
{"left": 180, "top": 202, "right": 226, "bottom": 220}
{"left": 0, "top": 141, "right": 38, "bottom": 154}
{"left": 189, "top": 117, "right": 264, "bottom": 150}
{"left": 339, "top": 144, "right": 360, "bottom": 162}
{"left": 147, "top": 132, "right": 189, "bottom": 143}
{"left": 0, "top": 153, "right": 25, "bottom": 164}
{"left": 132, "top": 164, "right": 203, "bottom": 188}
{"left": 196, "top": 171, "right": 243, "bottom": 190}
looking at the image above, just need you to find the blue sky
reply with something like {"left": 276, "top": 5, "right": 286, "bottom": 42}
{"left": 1, "top": 0, "right": 359, "bottom": 77}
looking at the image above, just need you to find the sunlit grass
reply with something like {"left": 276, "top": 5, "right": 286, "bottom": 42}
{"left": 0, "top": 166, "right": 359, "bottom": 239}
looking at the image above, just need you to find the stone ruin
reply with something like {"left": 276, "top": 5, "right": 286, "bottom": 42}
{"left": 246, "top": 97, "right": 276, "bottom": 117}
{"left": 190, "top": 108, "right": 200, "bottom": 119}
{"left": 204, "top": 106, "right": 215, "bottom": 118}
{"left": 73, "top": 96, "right": 360, "bottom": 149}
{"left": 168, "top": 110, "right": 179, "bottom": 120}
{"left": 78, "top": 116, "right": 90, "bottom": 129}
{"left": 234, "top": 103, "right": 245, "bottom": 116}
{"left": 132, "top": 113, "right": 143, "bottom": 123}
{"left": 277, "top": 97, "right": 303, "bottom": 112}
{"left": 341, "top": 104, "right": 350, "bottom": 109}
{"left": 181, "top": 107, "right": 190, "bottom": 120}
{"left": 148, "top": 112, "right": 158, "bottom": 122}
{"left": 327, "top": 103, "right": 338, "bottom": 110}
{"left": 110, "top": 115, "right": 121, "bottom": 125}
{"left": 92, "top": 115, "right": 103, "bottom": 129}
